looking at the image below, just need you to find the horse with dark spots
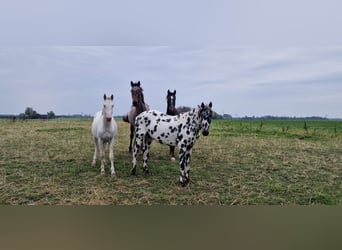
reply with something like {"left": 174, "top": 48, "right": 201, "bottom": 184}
{"left": 166, "top": 90, "right": 191, "bottom": 161}
{"left": 123, "top": 81, "right": 149, "bottom": 152}
{"left": 131, "top": 102, "right": 213, "bottom": 187}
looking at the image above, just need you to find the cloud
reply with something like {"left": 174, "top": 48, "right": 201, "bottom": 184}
{"left": 1, "top": 46, "right": 342, "bottom": 118}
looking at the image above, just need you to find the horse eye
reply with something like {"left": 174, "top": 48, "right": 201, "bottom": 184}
{"left": 112, "top": 105, "right": 114, "bottom": 108}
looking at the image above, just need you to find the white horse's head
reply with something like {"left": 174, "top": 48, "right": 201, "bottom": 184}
{"left": 103, "top": 94, "right": 114, "bottom": 122}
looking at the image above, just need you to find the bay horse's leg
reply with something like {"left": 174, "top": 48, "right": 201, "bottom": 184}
{"left": 169, "top": 146, "right": 176, "bottom": 161}
{"left": 142, "top": 135, "right": 152, "bottom": 174}
{"left": 109, "top": 138, "right": 116, "bottom": 177}
{"left": 131, "top": 132, "right": 143, "bottom": 175}
{"left": 179, "top": 146, "right": 192, "bottom": 187}
{"left": 129, "top": 124, "right": 134, "bottom": 152}
{"left": 91, "top": 137, "right": 98, "bottom": 166}
{"left": 123, "top": 115, "right": 129, "bottom": 123}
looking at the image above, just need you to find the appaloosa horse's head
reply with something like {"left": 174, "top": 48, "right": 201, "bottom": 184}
{"left": 166, "top": 89, "right": 177, "bottom": 115}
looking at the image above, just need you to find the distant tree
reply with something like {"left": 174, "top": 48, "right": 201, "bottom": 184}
{"left": 223, "top": 114, "right": 233, "bottom": 120}
{"left": 24, "top": 107, "right": 40, "bottom": 119}
{"left": 212, "top": 111, "right": 223, "bottom": 120}
{"left": 18, "top": 113, "right": 26, "bottom": 120}
{"left": 47, "top": 111, "right": 55, "bottom": 119}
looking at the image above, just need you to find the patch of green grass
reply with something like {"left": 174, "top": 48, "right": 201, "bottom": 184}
{"left": 0, "top": 119, "right": 341, "bottom": 205}
{"left": 36, "top": 127, "right": 85, "bottom": 133}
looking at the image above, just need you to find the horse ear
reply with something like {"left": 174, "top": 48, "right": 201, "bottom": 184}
{"left": 138, "top": 81, "right": 141, "bottom": 86}
{"left": 201, "top": 102, "right": 205, "bottom": 108}
{"left": 131, "top": 81, "right": 133, "bottom": 87}
{"left": 111, "top": 94, "right": 114, "bottom": 100}
{"left": 104, "top": 94, "right": 107, "bottom": 100}
{"left": 168, "top": 89, "right": 170, "bottom": 94}
{"left": 174, "top": 90, "right": 176, "bottom": 95}
{"left": 209, "top": 102, "right": 212, "bottom": 108}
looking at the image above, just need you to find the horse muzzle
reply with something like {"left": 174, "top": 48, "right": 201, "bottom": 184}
{"left": 202, "top": 130, "right": 209, "bottom": 136}
{"left": 106, "top": 117, "right": 112, "bottom": 122}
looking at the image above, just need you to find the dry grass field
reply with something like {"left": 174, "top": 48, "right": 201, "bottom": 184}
{"left": 0, "top": 118, "right": 341, "bottom": 205}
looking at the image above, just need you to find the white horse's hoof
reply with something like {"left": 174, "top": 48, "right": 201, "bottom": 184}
{"left": 91, "top": 161, "right": 96, "bottom": 167}
{"left": 100, "top": 170, "right": 105, "bottom": 176}
{"left": 111, "top": 173, "right": 116, "bottom": 177}
{"left": 171, "top": 157, "right": 176, "bottom": 162}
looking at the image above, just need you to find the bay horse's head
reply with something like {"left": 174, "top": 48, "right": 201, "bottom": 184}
{"left": 130, "top": 81, "right": 144, "bottom": 106}
{"left": 198, "top": 102, "right": 213, "bottom": 136}
{"left": 166, "top": 89, "right": 177, "bottom": 114}
{"left": 103, "top": 94, "right": 114, "bottom": 122}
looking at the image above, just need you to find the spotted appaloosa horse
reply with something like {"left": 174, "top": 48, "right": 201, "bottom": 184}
{"left": 166, "top": 89, "right": 191, "bottom": 161}
{"left": 123, "top": 81, "right": 149, "bottom": 152}
{"left": 91, "top": 94, "right": 118, "bottom": 176}
{"left": 131, "top": 102, "right": 213, "bottom": 186}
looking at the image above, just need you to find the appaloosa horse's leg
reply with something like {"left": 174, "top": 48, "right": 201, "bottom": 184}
{"left": 142, "top": 135, "right": 152, "bottom": 174}
{"left": 129, "top": 124, "right": 134, "bottom": 152}
{"left": 179, "top": 146, "right": 192, "bottom": 187}
{"left": 131, "top": 132, "right": 144, "bottom": 175}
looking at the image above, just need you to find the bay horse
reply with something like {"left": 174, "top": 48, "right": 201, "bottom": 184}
{"left": 131, "top": 102, "right": 213, "bottom": 187}
{"left": 91, "top": 94, "right": 118, "bottom": 176}
{"left": 166, "top": 90, "right": 191, "bottom": 161}
{"left": 123, "top": 81, "right": 149, "bottom": 152}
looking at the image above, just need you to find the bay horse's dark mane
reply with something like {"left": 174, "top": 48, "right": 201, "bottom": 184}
{"left": 176, "top": 106, "right": 191, "bottom": 114}
{"left": 124, "top": 81, "right": 149, "bottom": 152}
{"left": 166, "top": 89, "right": 191, "bottom": 116}
{"left": 130, "top": 81, "right": 146, "bottom": 115}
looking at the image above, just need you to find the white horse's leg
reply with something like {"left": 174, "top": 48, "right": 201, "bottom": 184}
{"left": 92, "top": 137, "right": 97, "bottom": 166}
{"left": 109, "top": 138, "right": 116, "bottom": 177}
{"left": 99, "top": 138, "right": 105, "bottom": 175}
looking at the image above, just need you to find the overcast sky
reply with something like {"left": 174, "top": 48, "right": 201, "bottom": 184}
{"left": 1, "top": 0, "right": 342, "bottom": 118}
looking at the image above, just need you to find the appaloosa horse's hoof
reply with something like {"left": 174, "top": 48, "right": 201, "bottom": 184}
{"left": 180, "top": 181, "right": 189, "bottom": 187}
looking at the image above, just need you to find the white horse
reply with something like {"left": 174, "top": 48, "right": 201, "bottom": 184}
{"left": 91, "top": 94, "right": 118, "bottom": 176}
